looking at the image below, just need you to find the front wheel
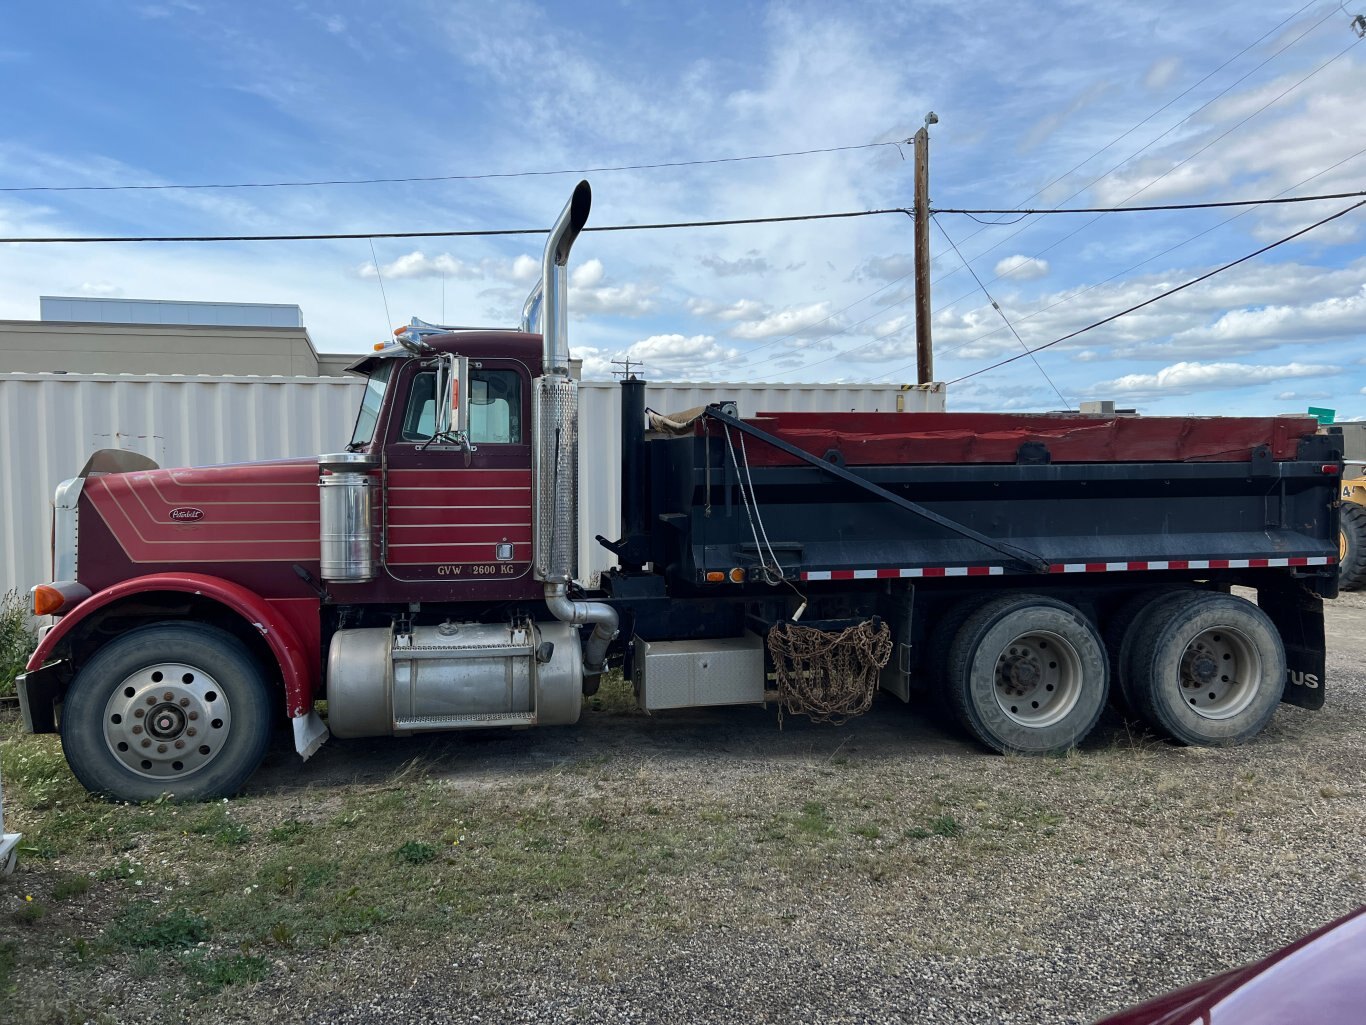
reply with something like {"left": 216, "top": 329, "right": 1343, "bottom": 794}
{"left": 946, "top": 594, "right": 1109, "bottom": 754}
{"left": 1129, "top": 592, "right": 1285, "bottom": 746}
{"left": 61, "top": 623, "right": 274, "bottom": 802}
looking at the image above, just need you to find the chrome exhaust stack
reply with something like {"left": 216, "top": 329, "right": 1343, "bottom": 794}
{"left": 529, "top": 181, "right": 617, "bottom": 676}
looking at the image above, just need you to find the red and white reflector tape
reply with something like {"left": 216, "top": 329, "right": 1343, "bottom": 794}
{"left": 800, "top": 555, "right": 1333, "bottom": 582}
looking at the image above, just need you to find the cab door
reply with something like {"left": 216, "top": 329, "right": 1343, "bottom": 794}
{"left": 382, "top": 355, "right": 540, "bottom": 601}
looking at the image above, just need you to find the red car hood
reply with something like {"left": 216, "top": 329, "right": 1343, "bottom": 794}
{"left": 1094, "top": 906, "right": 1366, "bottom": 1025}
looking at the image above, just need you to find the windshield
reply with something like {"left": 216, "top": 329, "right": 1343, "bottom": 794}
{"left": 348, "top": 362, "right": 394, "bottom": 449}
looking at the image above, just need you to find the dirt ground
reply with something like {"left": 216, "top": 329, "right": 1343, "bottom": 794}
{"left": 3, "top": 591, "right": 1365, "bottom": 1025}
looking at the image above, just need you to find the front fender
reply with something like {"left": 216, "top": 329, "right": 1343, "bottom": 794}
{"left": 26, "top": 573, "right": 319, "bottom": 719}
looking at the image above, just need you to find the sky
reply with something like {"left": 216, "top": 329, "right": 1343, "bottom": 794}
{"left": 1, "top": 0, "right": 1364, "bottom": 416}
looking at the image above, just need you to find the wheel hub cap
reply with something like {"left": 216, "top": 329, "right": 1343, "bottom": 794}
{"left": 1178, "top": 628, "right": 1261, "bottom": 721}
{"left": 994, "top": 632, "right": 1083, "bottom": 728}
{"left": 103, "top": 663, "right": 232, "bottom": 780}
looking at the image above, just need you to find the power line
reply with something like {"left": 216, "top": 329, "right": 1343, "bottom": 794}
{"left": 928, "top": 29, "right": 1363, "bottom": 325}
{"left": 933, "top": 5, "right": 1350, "bottom": 305}
{"left": 948, "top": 197, "right": 1366, "bottom": 386}
{"left": 934, "top": 189, "right": 1366, "bottom": 215}
{"left": 0, "top": 142, "right": 903, "bottom": 194}
{"left": 932, "top": 215, "right": 1071, "bottom": 410}
{"left": 8, "top": 185, "right": 1361, "bottom": 247}
{"left": 871, "top": 142, "right": 1366, "bottom": 384}
{"left": 0, "top": 207, "right": 911, "bottom": 244}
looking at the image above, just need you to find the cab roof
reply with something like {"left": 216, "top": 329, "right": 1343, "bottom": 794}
{"left": 347, "top": 330, "right": 545, "bottom": 377}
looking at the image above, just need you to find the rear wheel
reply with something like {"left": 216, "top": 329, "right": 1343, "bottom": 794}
{"left": 61, "top": 623, "right": 274, "bottom": 802}
{"left": 1129, "top": 591, "right": 1285, "bottom": 746}
{"left": 1339, "top": 503, "right": 1366, "bottom": 591}
{"left": 1103, "top": 587, "right": 1193, "bottom": 717}
{"left": 947, "top": 594, "right": 1108, "bottom": 754}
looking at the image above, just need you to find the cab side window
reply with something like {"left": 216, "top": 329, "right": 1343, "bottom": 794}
{"left": 400, "top": 368, "right": 523, "bottom": 444}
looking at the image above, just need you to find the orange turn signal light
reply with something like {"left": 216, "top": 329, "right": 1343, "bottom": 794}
{"left": 373, "top": 342, "right": 387, "bottom": 351}
{"left": 705, "top": 571, "right": 726, "bottom": 583}
{"left": 728, "top": 567, "right": 746, "bottom": 583}
{"left": 33, "top": 584, "right": 64, "bottom": 616}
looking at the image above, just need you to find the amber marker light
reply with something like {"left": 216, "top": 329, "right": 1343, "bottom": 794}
{"left": 705, "top": 571, "right": 726, "bottom": 582}
{"left": 728, "top": 567, "right": 746, "bottom": 583}
{"left": 33, "top": 584, "right": 64, "bottom": 616}
{"left": 373, "top": 342, "right": 387, "bottom": 351}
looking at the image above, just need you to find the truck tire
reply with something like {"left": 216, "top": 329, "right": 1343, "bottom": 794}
{"left": 1129, "top": 591, "right": 1285, "bottom": 746}
{"left": 1103, "top": 587, "right": 1194, "bottom": 718}
{"left": 1339, "top": 503, "right": 1366, "bottom": 591}
{"left": 61, "top": 623, "right": 274, "bottom": 802}
{"left": 947, "top": 594, "right": 1109, "bottom": 754}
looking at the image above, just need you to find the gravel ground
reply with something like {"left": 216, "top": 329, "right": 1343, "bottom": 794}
{"left": 5, "top": 590, "right": 1366, "bottom": 1024}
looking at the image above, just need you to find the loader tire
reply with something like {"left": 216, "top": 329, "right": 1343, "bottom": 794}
{"left": 1339, "top": 503, "right": 1366, "bottom": 591}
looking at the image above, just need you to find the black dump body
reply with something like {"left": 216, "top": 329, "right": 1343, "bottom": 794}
{"left": 597, "top": 380, "right": 1341, "bottom": 710}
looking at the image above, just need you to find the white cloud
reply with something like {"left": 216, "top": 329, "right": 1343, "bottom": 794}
{"left": 687, "top": 297, "right": 769, "bottom": 321}
{"left": 1092, "top": 361, "right": 1340, "bottom": 397}
{"left": 570, "top": 281, "right": 657, "bottom": 316}
{"left": 510, "top": 255, "right": 540, "bottom": 284}
{"left": 855, "top": 253, "right": 917, "bottom": 282}
{"left": 993, "top": 255, "right": 1050, "bottom": 281}
{"left": 75, "top": 282, "right": 122, "bottom": 296}
{"left": 1143, "top": 56, "right": 1181, "bottom": 91}
{"left": 570, "top": 258, "right": 605, "bottom": 288}
{"left": 730, "top": 301, "right": 839, "bottom": 339}
{"left": 700, "top": 251, "right": 772, "bottom": 276}
{"left": 357, "top": 251, "right": 483, "bottom": 281}
{"left": 580, "top": 333, "right": 740, "bottom": 378}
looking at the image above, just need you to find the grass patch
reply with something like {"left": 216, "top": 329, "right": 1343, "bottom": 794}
{"left": 108, "top": 905, "right": 211, "bottom": 950}
{"left": 180, "top": 952, "right": 270, "bottom": 992}
{"left": 585, "top": 670, "right": 640, "bottom": 715}
{"left": 929, "top": 814, "right": 963, "bottom": 838}
{"left": 394, "top": 841, "right": 437, "bottom": 864}
{"left": 0, "top": 588, "right": 36, "bottom": 699}
{"left": 52, "top": 873, "right": 92, "bottom": 901}
{"left": 0, "top": 940, "right": 17, "bottom": 996}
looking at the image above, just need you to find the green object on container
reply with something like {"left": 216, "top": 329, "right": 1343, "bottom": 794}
{"left": 1308, "top": 406, "right": 1336, "bottom": 425}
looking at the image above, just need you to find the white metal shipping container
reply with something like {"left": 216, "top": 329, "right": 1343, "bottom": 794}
{"left": 0, "top": 373, "right": 945, "bottom": 598}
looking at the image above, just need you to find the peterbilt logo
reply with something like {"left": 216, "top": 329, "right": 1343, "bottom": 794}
{"left": 168, "top": 507, "right": 205, "bottom": 522}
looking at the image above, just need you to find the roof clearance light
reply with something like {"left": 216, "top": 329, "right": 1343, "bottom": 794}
{"left": 373, "top": 342, "right": 386, "bottom": 351}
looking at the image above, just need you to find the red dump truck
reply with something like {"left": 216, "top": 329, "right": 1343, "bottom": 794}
{"left": 17, "top": 182, "right": 1342, "bottom": 802}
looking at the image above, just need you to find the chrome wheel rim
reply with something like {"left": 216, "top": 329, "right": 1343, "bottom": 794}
{"left": 1179, "top": 627, "right": 1261, "bottom": 720}
{"left": 103, "top": 663, "right": 232, "bottom": 780}
{"left": 993, "top": 630, "right": 1083, "bottom": 727}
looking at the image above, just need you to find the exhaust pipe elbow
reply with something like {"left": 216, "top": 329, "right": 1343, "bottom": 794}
{"left": 544, "top": 581, "right": 618, "bottom": 676}
{"left": 538, "top": 180, "right": 592, "bottom": 373}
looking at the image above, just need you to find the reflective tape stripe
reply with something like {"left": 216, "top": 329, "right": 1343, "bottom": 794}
{"left": 800, "top": 553, "right": 1334, "bottom": 581}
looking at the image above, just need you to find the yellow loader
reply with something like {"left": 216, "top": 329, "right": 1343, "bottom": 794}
{"left": 1325, "top": 423, "right": 1366, "bottom": 591}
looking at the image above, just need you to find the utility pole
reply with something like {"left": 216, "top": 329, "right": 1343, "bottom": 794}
{"left": 914, "top": 112, "right": 938, "bottom": 385}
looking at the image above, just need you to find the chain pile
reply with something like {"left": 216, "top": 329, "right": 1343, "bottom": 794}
{"left": 767, "top": 618, "right": 893, "bottom": 725}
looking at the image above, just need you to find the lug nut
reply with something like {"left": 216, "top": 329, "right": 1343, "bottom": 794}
{"left": 174, "top": 740, "right": 185, "bottom": 749}
{"left": 186, "top": 728, "right": 197, "bottom": 737}
{"left": 132, "top": 725, "right": 143, "bottom": 735}
{"left": 146, "top": 696, "right": 157, "bottom": 705}
{"left": 163, "top": 692, "right": 174, "bottom": 702}
{"left": 141, "top": 739, "right": 151, "bottom": 748}
{"left": 179, "top": 698, "right": 190, "bottom": 707}
{"left": 188, "top": 712, "right": 199, "bottom": 721}
{"left": 134, "top": 708, "right": 145, "bottom": 718}
{"left": 157, "top": 744, "right": 167, "bottom": 753}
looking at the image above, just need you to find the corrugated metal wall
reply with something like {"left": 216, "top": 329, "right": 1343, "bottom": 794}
{"left": 0, "top": 373, "right": 944, "bottom": 597}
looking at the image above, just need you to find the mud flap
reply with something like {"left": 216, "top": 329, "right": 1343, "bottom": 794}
{"left": 16, "top": 662, "right": 65, "bottom": 733}
{"left": 1258, "top": 584, "right": 1325, "bottom": 710}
